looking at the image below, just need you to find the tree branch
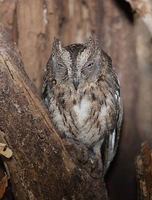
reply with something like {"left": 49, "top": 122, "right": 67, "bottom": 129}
{"left": 0, "top": 25, "right": 108, "bottom": 200}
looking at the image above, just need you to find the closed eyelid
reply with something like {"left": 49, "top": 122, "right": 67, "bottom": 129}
{"left": 56, "top": 63, "right": 68, "bottom": 72}
{"left": 86, "top": 61, "right": 94, "bottom": 66}
{"left": 58, "top": 62, "right": 66, "bottom": 66}
{"left": 81, "top": 61, "right": 94, "bottom": 70}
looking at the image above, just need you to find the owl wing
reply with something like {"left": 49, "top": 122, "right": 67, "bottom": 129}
{"left": 102, "top": 82, "right": 123, "bottom": 175}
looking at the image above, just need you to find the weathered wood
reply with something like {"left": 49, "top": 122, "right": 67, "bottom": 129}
{"left": 136, "top": 143, "right": 152, "bottom": 200}
{"left": 11, "top": 0, "right": 99, "bottom": 89}
{"left": 1, "top": 1, "right": 152, "bottom": 200}
{"left": 0, "top": 26, "right": 108, "bottom": 200}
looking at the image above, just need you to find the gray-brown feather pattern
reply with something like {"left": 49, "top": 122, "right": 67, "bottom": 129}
{"left": 42, "top": 39, "right": 123, "bottom": 174}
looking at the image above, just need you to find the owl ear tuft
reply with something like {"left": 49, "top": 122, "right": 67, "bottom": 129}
{"left": 85, "top": 36, "right": 98, "bottom": 49}
{"left": 52, "top": 38, "right": 63, "bottom": 55}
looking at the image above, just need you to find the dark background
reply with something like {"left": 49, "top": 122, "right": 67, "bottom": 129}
{"left": 0, "top": 0, "right": 152, "bottom": 200}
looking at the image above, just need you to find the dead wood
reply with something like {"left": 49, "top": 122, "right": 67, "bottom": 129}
{"left": 136, "top": 143, "right": 152, "bottom": 200}
{"left": 0, "top": 25, "right": 108, "bottom": 200}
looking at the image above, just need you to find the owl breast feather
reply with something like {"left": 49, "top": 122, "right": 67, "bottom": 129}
{"left": 73, "top": 97, "right": 91, "bottom": 125}
{"left": 49, "top": 91, "right": 112, "bottom": 147}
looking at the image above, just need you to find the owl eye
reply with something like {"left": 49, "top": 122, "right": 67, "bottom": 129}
{"left": 58, "top": 63, "right": 65, "bottom": 68}
{"left": 87, "top": 62, "right": 94, "bottom": 68}
{"left": 81, "top": 61, "right": 94, "bottom": 74}
{"left": 56, "top": 63, "right": 68, "bottom": 81}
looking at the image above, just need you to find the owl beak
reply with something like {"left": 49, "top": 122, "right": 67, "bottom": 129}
{"left": 73, "top": 79, "right": 79, "bottom": 90}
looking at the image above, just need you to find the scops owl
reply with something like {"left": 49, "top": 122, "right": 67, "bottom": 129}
{"left": 42, "top": 37, "right": 123, "bottom": 174}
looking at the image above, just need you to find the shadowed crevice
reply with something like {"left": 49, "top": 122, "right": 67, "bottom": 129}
{"left": 114, "top": 0, "right": 134, "bottom": 23}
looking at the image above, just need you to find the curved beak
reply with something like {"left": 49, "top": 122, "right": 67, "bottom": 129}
{"left": 73, "top": 79, "right": 79, "bottom": 90}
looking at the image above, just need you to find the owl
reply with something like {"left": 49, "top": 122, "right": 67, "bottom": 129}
{"left": 42, "top": 37, "right": 123, "bottom": 174}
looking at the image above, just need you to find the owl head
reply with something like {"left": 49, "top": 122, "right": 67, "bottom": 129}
{"left": 47, "top": 37, "right": 111, "bottom": 91}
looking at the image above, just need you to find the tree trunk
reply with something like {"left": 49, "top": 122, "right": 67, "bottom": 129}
{"left": 0, "top": 1, "right": 152, "bottom": 200}
{"left": 136, "top": 143, "right": 152, "bottom": 200}
{"left": 0, "top": 26, "right": 108, "bottom": 200}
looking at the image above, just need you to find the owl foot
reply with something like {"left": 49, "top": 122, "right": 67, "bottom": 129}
{"left": 62, "top": 138, "right": 104, "bottom": 178}
{"left": 62, "top": 138, "right": 89, "bottom": 164}
{"left": 82, "top": 151, "right": 103, "bottom": 179}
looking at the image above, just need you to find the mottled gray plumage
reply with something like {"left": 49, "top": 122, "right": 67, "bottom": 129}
{"left": 42, "top": 37, "right": 123, "bottom": 174}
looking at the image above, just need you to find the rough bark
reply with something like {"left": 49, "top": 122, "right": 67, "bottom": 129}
{"left": 0, "top": 26, "right": 108, "bottom": 200}
{"left": 136, "top": 143, "right": 152, "bottom": 200}
{"left": 0, "top": 1, "right": 152, "bottom": 200}
{"left": 98, "top": 2, "right": 140, "bottom": 199}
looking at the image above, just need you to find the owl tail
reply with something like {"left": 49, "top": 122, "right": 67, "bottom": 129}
{"left": 101, "top": 128, "right": 119, "bottom": 176}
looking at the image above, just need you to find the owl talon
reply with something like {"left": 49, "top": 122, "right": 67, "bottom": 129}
{"left": 88, "top": 158, "right": 103, "bottom": 179}
{"left": 63, "top": 138, "right": 89, "bottom": 164}
{"left": 83, "top": 152, "right": 103, "bottom": 179}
